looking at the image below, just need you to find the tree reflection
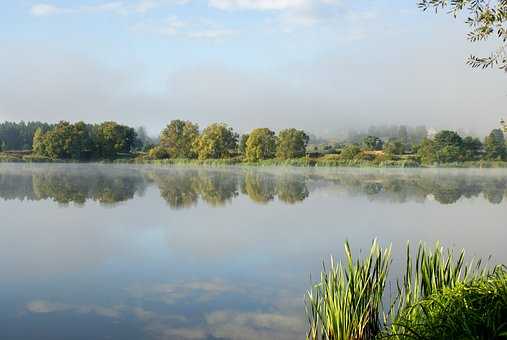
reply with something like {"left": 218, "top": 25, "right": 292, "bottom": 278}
{"left": 195, "top": 171, "right": 239, "bottom": 206}
{"left": 241, "top": 173, "right": 276, "bottom": 204}
{"left": 0, "top": 166, "right": 146, "bottom": 205}
{"left": 0, "top": 166, "right": 506, "bottom": 207}
{"left": 276, "top": 175, "right": 309, "bottom": 204}
{"left": 149, "top": 170, "right": 199, "bottom": 209}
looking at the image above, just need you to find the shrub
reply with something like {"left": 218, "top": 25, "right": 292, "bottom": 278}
{"left": 148, "top": 146, "right": 170, "bottom": 159}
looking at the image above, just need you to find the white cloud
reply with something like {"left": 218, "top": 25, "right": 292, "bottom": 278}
{"left": 132, "top": 17, "right": 237, "bottom": 39}
{"left": 208, "top": 0, "right": 310, "bottom": 11}
{"left": 208, "top": 0, "right": 347, "bottom": 31}
{"left": 206, "top": 310, "right": 304, "bottom": 340}
{"left": 30, "top": 0, "right": 187, "bottom": 17}
{"left": 187, "top": 29, "right": 237, "bottom": 39}
{"left": 132, "top": 17, "right": 187, "bottom": 36}
{"left": 30, "top": 4, "right": 72, "bottom": 16}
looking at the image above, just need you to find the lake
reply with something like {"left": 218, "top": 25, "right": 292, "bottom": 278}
{"left": 0, "top": 163, "right": 506, "bottom": 340}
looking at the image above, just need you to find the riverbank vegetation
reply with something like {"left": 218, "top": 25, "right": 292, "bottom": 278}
{"left": 306, "top": 240, "right": 507, "bottom": 340}
{"left": 1, "top": 120, "right": 507, "bottom": 167}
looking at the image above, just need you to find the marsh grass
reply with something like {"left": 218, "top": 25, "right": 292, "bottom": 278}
{"left": 306, "top": 240, "right": 391, "bottom": 340}
{"left": 306, "top": 241, "right": 504, "bottom": 340}
{"left": 389, "top": 267, "right": 507, "bottom": 339}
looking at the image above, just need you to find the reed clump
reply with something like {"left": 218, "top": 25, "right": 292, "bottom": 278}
{"left": 306, "top": 240, "right": 506, "bottom": 340}
{"left": 306, "top": 240, "right": 391, "bottom": 340}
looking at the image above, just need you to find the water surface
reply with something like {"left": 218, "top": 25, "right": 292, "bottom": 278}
{"left": 1, "top": 163, "right": 506, "bottom": 339}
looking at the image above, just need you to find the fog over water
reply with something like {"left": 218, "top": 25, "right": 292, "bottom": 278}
{"left": 0, "top": 164, "right": 506, "bottom": 339}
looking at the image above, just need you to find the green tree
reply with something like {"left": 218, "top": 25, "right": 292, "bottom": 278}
{"left": 276, "top": 128, "right": 309, "bottom": 159}
{"left": 418, "top": 0, "right": 507, "bottom": 71}
{"left": 245, "top": 128, "right": 276, "bottom": 161}
{"left": 0, "top": 121, "right": 52, "bottom": 150}
{"left": 462, "top": 136, "right": 483, "bottom": 161}
{"left": 417, "top": 138, "right": 437, "bottom": 164}
{"left": 34, "top": 121, "right": 92, "bottom": 160}
{"left": 384, "top": 139, "right": 405, "bottom": 156}
{"left": 148, "top": 145, "right": 170, "bottom": 159}
{"left": 433, "top": 130, "right": 463, "bottom": 149}
{"left": 433, "top": 130, "right": 465, "bottom": 162}
{"left": 93, "top": 121, "right": 136, "bottom": 159}
{"left": 32, "top": 128, "right": 46, "bottom": 156}
{"left": 160, "top": 120, "right": 199, "bottom": 159}
{"left": 193, "top": 123, "right": 238, "bottom": 159}
{"left": 362, "top": 135, "right": 384, "bottom": 151}
{"left": 239, "top": 134, "right": 249, "bottom": 156}
{"left": 340, "top": 144, "right": 361, "bottom": 160}
{"left": 484, "top": 129, "right": 506, "bottom": 160}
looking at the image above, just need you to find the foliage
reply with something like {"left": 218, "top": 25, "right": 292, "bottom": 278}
{"left": 417, "top": 131, "right": 467, "bottom": 164}
{"left": 484, "top": 128, "right": 506, "bottom": 160}
{"left": 418, "top": 0, "right": 507, "bottom": 71}
{"left": 306, "top": 241, "right": 501, "bottom": 340}
{"left": 160, "top": 120, "right": 199, "bottom": 159}
{"left": 306, "top": 240, "right": 392, "bottom": 340}
{"left": 390, "top": 268, "right": 507, "bottom": 340}
{"left": 362, "top": 136, "right": 384, "bottom": 151}
{"left": 276, "top": 128, "right": 309, "bottom": 159}
{"left": 0, "top": 119, "right": 505, "bottom": 166}
{"left": 33, "top": 121, "right": 136, "bottom": 160}
{"left": 389, "top": 242, "right": 482, "bottom": 332}
{"left": 340, "top": 145, "right": 362, "bottom": 160}
{"left": 93, "top": 121, "right": 136, "bottom": 159}
{"left": 33, "top": 121, "right": 93, "bottom": 160}
{"left": 0, "top": 121, "right": 53, "bottom": 150}
{"left": 433, "top": 130, "right": 464, "bottom": 150}
{"left": 416, "top": 139, "right": 437, "bottom": 164}
{"left": 384, "top": 139, "right": 405, "bottom": 156}
{"left": 463, "top": 136, "right": 483, "bottom": 160}
{"left": 148, "top": 145, "right": 170, "bottom": 159}
{"left": 245, "top": 128, "right": 277, "bottom": 161}
{"left": 239, "top": 134, "right": 249, "bottom": 156}
{"left": 193, "top": 123, "right": 238, "bottom": 160}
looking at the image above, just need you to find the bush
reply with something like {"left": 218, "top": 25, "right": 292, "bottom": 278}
{"left": 148, "top": 146, "right": 170, "bottom": 159}
{"left": 340, "top": 145, "right": 361, "bottom": 160}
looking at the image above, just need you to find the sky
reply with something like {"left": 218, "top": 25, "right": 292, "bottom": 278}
{"left": 0, "top": 0, "right": 505, "bottom": 136}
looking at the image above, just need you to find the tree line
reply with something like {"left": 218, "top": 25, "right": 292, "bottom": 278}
{"left": 149, "top": 120, "right": 309, "bottom": 161}
{"left": 0, "top": 119, "right": 506, "bottom": 164}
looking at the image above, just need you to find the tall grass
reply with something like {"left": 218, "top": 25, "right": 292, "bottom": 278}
{"left": 389, "top": 267, "right": 507, "bottom": 339}
{"left": 306, "top": 240, "right": 391, "bottom": 340}
{"left": 305, "top": 241, "right": 501, "bottom": 340}
{"left": 388, "top": 242, "right": 487, "bottom": 337}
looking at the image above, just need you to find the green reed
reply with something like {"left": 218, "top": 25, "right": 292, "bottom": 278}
{"left": 306, "top": 240, "right": 500, "bottom": 340}
{"left": 389, "top": 267, "right": 507, "bottom": 339}
{"left": 387, "top": 242, "right": 489, "bottom": 337}
{"left": 306, "top": 240, "right": 392, "bottom": 340}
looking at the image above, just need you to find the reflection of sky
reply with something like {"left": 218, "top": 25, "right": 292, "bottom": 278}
{"left": 0, "top": 164, "right": 506, "bottom": 339}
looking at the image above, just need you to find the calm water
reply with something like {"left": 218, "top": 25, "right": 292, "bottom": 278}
{"left": 1, "top": 163, "right": 506, "bottom": 340}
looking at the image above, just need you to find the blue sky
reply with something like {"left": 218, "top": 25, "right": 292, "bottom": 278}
{"left": 0, "top": 0, "right": 505, "bottom": 135}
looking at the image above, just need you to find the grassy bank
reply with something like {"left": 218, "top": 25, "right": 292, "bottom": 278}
{"left": 306, "top": 241, "right": 507, "bottom": 340}
{"left": 3, "top": 151, "right": 507, "bottom": 168}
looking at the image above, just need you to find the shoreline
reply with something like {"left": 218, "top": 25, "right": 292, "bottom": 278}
{"left": 2, "top": 153, "right": 507, "bottom": 169}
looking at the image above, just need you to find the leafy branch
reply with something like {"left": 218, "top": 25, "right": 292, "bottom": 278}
{"left": 418, "top": 0, "right": 507, "bottom": 71}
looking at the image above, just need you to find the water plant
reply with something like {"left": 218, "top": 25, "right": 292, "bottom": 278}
{"left": 389, "top": 267, "right": 507, "bottom": 340}
{"left": 306, "top": 240, "right": 392, "bottom": 340}
{"left": 306, "top": 240, "right": 505, "bottom": 340}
